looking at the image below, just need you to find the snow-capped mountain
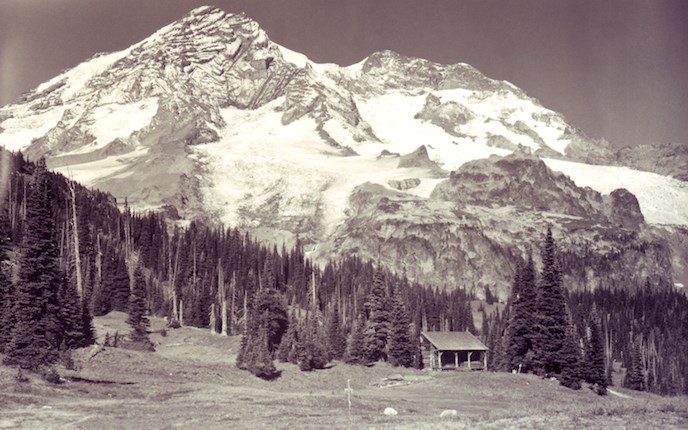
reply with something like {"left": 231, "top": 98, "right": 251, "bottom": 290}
{"left": 1, "top": 6, "right": 687, "bottom": 295}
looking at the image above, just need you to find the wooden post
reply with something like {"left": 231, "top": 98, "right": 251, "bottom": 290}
{"left": 468, "top": 351, "right": 473, "bottom": 370}
{"left": 454, "top": 352, "right": 458, "bottom": 369}
{"left": 483, "top": 351, "right": 487, "bottom": 371}
{"left": 438, "top": 351, "right": 443, "bottom": 370}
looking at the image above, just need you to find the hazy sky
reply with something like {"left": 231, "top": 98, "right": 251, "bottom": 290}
{"left": 1, "top": 0, "right": 686, "bottom": 149}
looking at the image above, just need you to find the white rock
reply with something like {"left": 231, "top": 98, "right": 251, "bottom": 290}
{"left": 440, "top": 409, "right": 458, "bottom": 418}
{"left": 383, "top": 407, "right": 398, "bottom": 416}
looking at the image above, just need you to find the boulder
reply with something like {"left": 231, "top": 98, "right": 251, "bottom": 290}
{"left": 383, "top": 407, "right": 398, "bottom": 416}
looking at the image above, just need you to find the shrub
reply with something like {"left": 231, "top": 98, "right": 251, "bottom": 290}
{"left": 42, "top": 367, "right": 62, "bottom": 384}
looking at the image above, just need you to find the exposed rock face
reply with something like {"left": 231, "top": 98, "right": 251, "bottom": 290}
{"left": 315, "top": 153, "right": 675, "bottom": 298}
{"left": 388, "top": 178, "right": 421, "bottom": 191}
{"left": 615, "top": 142, "right": 688, "bottom": 181}
{"left": 414, "top": 94, "right": 473, "bottom": 136}
{"left": 431, "top": 153, "right": 606, "bottom": 219}
{"left": 397, "top": 146, "right": 446, "bottom": 177}
{"left": 603, "top": 188, "right": 645, "bottom": 230}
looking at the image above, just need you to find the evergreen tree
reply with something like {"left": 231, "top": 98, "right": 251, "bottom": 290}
{"left": 345, "top": 316, "right": 368, "bottom": 365}
{"left": 296, "top": 313, "right": 329, "bottom": 371}
{"left": 326, "top": 307, "right": 346, "bottom": 360}
{"left": 533, "top": 228, "right": 568, "bottom": 376}
{"left": 364, "top": 271, "right": 391, "bottom": 362}
{"left": 0, "top": 199, "right": 13, "bottom": 351}
{"left": 559, "top": 319, "right": 582, "bottom": 390}
{"left": 237, "top": 289, "right": 286, "bottom": 377}
{"left": 250, "top": 322, "right": 279, "bottom": 379}
{"left": 58, "top": 274, "right": 87, "bottom": 349}
{"left": 126, "top": 265, "right": 152, "bottom": 349}
{"left": 4, "top": 159, "right": 63, "bottom": 369}
{"left": 583, "top": 306, "right": 607, "bottom": 394}
{"left": 277, "top": 309, "right": 299, "bottom": 363}
{"left": 625, "top": 342, "right": 645, "bottom": 391}
{"left": 503, "top": 257, "right": 538, "bottom": 372}
{"left": 388, "top": 287, "right": 414, "bottom": 367}
{"left": 252, "top": 288, "right": 288, "bottom": 353}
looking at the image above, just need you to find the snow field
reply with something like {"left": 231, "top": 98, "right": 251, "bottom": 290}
{"left": 544, "top": 158, "right": 688, "bottom": 225}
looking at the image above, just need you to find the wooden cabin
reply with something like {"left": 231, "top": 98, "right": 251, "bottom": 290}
{"left": 421, "top": 331, "right": 488, "bottom": 371}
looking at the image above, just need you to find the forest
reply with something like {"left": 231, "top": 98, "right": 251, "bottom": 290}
{"left": 0, "top": 149, "right": 686, "bottom": 395}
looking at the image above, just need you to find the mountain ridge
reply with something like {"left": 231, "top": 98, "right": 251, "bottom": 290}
{"left": 1, "top": 6, "right": 687, "bottom": 295}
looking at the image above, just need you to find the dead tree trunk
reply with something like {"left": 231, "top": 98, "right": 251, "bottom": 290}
{"left": 219, "top": 259, "right": 228, "bottom": 336}
{"left": 68, "top": 181, "right": 83, "bottom": 300}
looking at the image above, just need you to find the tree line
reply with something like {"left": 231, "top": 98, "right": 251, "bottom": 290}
{"left": 0, "top": 150, "right": 475, "bottom": 376}
{"left": 482, "top": 228, "right": 688, "bottom": 395}
{"left": 2, "top": 149, "right": 685, "bottom": 392}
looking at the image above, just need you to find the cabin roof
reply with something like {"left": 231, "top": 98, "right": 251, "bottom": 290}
{"left": 421, "top": 331, "right": 488, "bottom": 351}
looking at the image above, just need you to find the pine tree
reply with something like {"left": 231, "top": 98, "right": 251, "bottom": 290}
{"left": 583, "top": 306, "right": 607, "bottom": 394}
{"left": 364, "top": 271, "right": 391, "bottom": 362}
{"left": 533, "top": 228, "right": 568, "bottom": 376}
{"left": 625, "top": 342, "right": 645, "bottom": 391}
{"left": 4, "top": 159, "right": 63, "bottom": 369}
{"left": 388, "top": 287, "right": 414, "bottom": 367}
{"left": 503, "top": 257, "right": 538, "bottom": 372}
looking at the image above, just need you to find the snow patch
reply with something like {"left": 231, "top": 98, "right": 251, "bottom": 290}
{"left": 69, "top": 98, "right": 159, "bottom": 154}
{"left": 0, "top": 105, "right": 68, "bottom": 152}
{"left": 37, "top": 49, "right": 133, "bottom": 101}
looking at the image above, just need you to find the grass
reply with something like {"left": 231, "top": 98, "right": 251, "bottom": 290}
{"left": 0, "top": 312, "right": 687, "bottom": 429}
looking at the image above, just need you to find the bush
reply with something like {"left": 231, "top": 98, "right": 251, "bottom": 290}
{"left": 60, "top": 349, "right": 75, "bottom": 371}
{"left": 15, "top": 368, "right": 29, "bottom": 384}
{"left": 160, "top": 328, "right": 168, "bottom": 337}
{"left": 167, "top": 320, "right": 181, "bottom": 329}
{"left": 42, "top": 367, "right": 62, "bottom": 384}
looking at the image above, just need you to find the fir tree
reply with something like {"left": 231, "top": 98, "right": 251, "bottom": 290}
{"left": 364, "top": 271, "right": 391, "bottom": 362}
{"left": 4, "top": 159, "right": 63, "bottom": 369}
{"left": 558, "top": 319, "right": 582, "bottom": 390}
{"left": 326, "top": 307, "right": 347, "bottom": 360}
{"left": 250, "top": 322, "right": 279, "bottom": 380}
{"left": 345, "top": 316, "right": 368, "bottom": 365}
{"left": 533, "top": 228, "right": 568, "bottom": 376}
{"left": 625, "top": 342, "right": 645, "bottom": 391}
{"left": 296, "top": 313, "right": 329, "bottom": 371}
{"left": 58, "top": 274, "right": 87, "bottom": 349}
{"left": 388, "top": 287, "right": 414, "bottom": 367}
{"left": 0, "top": 199, "right": 13, "bottom": 351}
{"left": 277, "top": 309, "right": 299, "bottom": 363}
{"left": 126, "top": 265, "right": 152, "bottom": 349}
{"left": 503, "top": 257, "right": 538, "bottom": 372}
{"left": 252, "top": 288, "right": 288, "bottom": 353}
{"left": 583, "top": 306, "right": 607, "bottom": 394}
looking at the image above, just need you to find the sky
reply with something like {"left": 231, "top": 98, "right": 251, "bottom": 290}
{"left": 1, "top": 0, "right": 686, "bottom": 149}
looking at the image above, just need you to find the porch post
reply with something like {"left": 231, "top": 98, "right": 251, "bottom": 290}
{"left": 438, "top": 351, "right": 443, "bottom": 370}
{"left": 468, "top": 351, "right": 473, "bottom": 369}
{"left": 454, "top": 351, "right": 458, "bottom": 369}
{"left": 483, "top": 351, "right": 487, "bottom": 371}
